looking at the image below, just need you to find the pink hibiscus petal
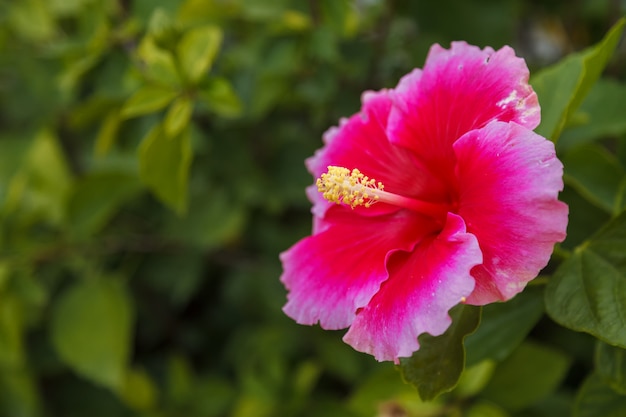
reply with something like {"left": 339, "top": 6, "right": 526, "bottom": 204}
{"left": 387, "top": 42, "right": 539, "bottom": 190}
{"left": 454, "top": 121, "right": 568, "bottom": 304}
{"left": 280, "top": 211, "right": 436, "bottom": 330}
{"left": 343, "top": 213, "right": 482, "bottom": 362}
{"left": 307, "top": 90, "right": 446, "bottom": 219}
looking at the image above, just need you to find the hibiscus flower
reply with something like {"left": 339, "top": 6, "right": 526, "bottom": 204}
{"left": 280, "top": 42, "right": 568, "bottom": 362}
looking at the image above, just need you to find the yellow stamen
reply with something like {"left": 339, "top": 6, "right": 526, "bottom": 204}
{"left": 317, "top": 165, "right": 452, "bottom": 219}
{"left": 316, "top": 166, "right": 384, "bottom": 208}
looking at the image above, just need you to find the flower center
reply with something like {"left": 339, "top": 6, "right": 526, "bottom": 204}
{"left": 317, "top": 166, "right": 449, "bottom": 219}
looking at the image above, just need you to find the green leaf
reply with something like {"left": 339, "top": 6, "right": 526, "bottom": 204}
{"left": 163, "top": 96, "right": 193, "bottom": 138}
{"left": 532, "top": 17, "right": 625, "bottom": 141}
{"left": 465, "top": 286, "right": 544, "bottom": 366}
{"left": 348, "top": 365, "right": 444, "bottom": 417}
{"left": 120, "top": 85, "right": 178, "bottom": 119}
{"left": 0, "top": 262, "right": 10, "bottom": 293}
{"left": 66, "top": 170, "right": 142, "bottom": 238}
{"left": 137, "top": 36, "right": 181, "bottom": 87}
{"left": 8, "top": 0, "right": 56, "bottom": 42}
{"left": 167, "top": 355, "right": 193, "bottom": 406}
{"left": 559, "top": 79, "right": 626, "bottom": 151}
{"left": 147, "top": 8, "right": 178, "bottom": 47}
{"left": 50, "top": 278, "right": 134, "bottom": 390}
{"left": 239, "top": 0, "right": 289, "bottom": 21}
{"left": 466, "top": 401, "right": 510, "bottom": 417}
{"left": 138, "top": 251, "right": 204, "bottom": 307}
{"left": 453, "top": 360, "right": 496, "bottom": 398}
{"left": 399, "top": 304, "right": 481, "bottom": 401}
{"left": 119, "top": 367, "right": 157, "bottom": 411}
{"left": 562, "top": 144, "right": 624, "bottom": 214}
{"left": 574, "top": 373, "right": 626, "bottom": 417}
{"left": 190, "top": 376, "right": 236, "bottom": 417}
{"left": 198, "top": 77, "right": 242, "bottom": 118}
{"left": 0, "top": 366, "right": 41, "bottom": 417}
{"left": 3, "top": 130, "right": 73, "bottom": 225}
{"left": 596, "top": 341, "right": 626, "bottom": 395}
{"left": 320, "top": 0, "right": 352, "bottom": 35}
{"left": 177, "top": 25, "right": 223, "bottom": 84}
{"left": 94, "top": 110, "right": 121, "bottom": 156}
{"left": 546, "top": 211, "right": 626, "bottom": 347}
{"left": 138, "top": 124, "right": 192, "bottom": 214}
{"left": 164, "top": 188, "right": 245, "bottom": 248}
{"left": 481, "top": 341, "right": 571, "bottom": 411}
{"left": 0, "top": 293, "right": 25, "bottom": 368}
{"left": 560, "top": 185, "right": 610, "bottom": 250}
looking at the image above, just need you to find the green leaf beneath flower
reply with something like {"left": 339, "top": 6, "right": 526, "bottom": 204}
{"left": 481, "top": 341, "right": 571, "bottom": 412}
{"left": 532, "top": 17, "right": 625, "bottom": 142}
{"left": 559, "top": 79, "right": 626, "bottom": 151}
{"left": 399, "top": 304, "right": 481, "bottom": 401}
{"left": 574, "top": 373, "right": 626, "bottom": 417}
{"left": 595, "top": 341, "right": 626, "bottom": 395}
{"left": 546, "top": 211, "right": 626, "bottom": 348}
{"left": 562, "top": 143, "right": 625, "bottom": 214}
{"left": 465, "top": 286, "right": 544, "bottom": 366}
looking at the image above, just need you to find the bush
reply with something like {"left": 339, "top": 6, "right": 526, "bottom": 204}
{"left": 0, "top": 1, "right": 625, "bottom": 416}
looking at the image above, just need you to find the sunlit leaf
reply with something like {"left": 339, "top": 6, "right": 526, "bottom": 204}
{"left": 138, "top": 124, "right": 192, "bottom": 214}
{"left": 163, "top": 96, "right": 193, "bottom": 138}
{"left": 8, "top": 0, "right": 56, "bottom": 41}
{"left": 137, "top": 36, "right": 181, "bottom": 86}
{"left": 120, "top": 85, "right": 178, "bottom": 119}
{"left": 399, "top": 304, "right": 481, "bottom": 400}
{"left": 177, "top": 25, "right": 223, "bottom": 84}
{"left": 94, "top": 110, "right": 121, "bottom": 156}
{"left": 546, "top": 211, "right": 626, "bottom": 348}
{"left": 51, "top": 278, "right": 134, "bottom": 390}
{"left": 147, "top": 8, "right": 178, "bottom": 47}
{"left": 3, "top": 130, "right": 73, "bottom": 225}
{"left": 532, "top": 17, "right": 625, "bottom": 141}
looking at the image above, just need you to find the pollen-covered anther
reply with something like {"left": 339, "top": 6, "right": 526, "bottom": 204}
{"left": 316, "top": 166, "right": 384, "bottom": 208}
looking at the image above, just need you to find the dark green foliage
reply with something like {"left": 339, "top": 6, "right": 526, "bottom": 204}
{"left": 1, "top": 1, "right": 626, "bottom": 416}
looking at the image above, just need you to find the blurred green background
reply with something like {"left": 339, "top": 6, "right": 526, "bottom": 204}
{"left": 0, "top": 0, "right": 625, "bottom": 416}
